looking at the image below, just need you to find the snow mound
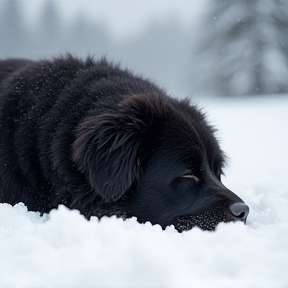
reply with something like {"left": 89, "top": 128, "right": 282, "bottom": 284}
{"left": 0, "top": 194, "right": 287, "bottom": 288}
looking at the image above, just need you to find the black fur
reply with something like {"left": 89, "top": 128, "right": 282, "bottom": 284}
{"left": 0, "top": 55, "right": 248, "bottom": 231}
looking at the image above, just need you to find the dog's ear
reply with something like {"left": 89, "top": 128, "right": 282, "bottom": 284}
{"left": 72, "top": 106, "right": 148, "bottom": 202}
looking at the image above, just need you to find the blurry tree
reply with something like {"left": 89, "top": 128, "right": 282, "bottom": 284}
{"left": 116, "top": 18, "right": 192, "bottom": 95}
{"left": 66, "top": 15, "right": 111, "bottom": 57}
{"left": 196, "top": 0, "right": 288, "bottom": 96}
{"left": 35, "top": 0, "right": 64, "bottom": 55}
{"left": 0, "top": 0, "right": 28, "bottom": 57}
{"left": 41, "top": 0, "right": 62, "bottom": 39}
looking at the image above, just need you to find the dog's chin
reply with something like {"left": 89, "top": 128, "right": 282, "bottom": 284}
{"left": 172, "top": 208, "right": 229, "bottom": 232}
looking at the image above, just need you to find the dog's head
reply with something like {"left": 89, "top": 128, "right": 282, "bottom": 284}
{"left": 73, "top": 94, "right": 249, "bottom": 231}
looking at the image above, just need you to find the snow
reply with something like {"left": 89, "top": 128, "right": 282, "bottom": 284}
{"left": 1, "top": 96, "right": 288, "bottom": 288}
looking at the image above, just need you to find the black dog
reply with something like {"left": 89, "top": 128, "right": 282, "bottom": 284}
{"left": 0, "top": 55, "right": 249, "bottom": 232}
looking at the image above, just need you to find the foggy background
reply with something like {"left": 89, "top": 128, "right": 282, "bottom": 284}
{"left": 0, "top": 0, "right": 288, "bottom": 98}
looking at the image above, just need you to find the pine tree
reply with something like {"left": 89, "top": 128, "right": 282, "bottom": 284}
{"left": 196, "top": 0, "right": 288, "bottom": 96}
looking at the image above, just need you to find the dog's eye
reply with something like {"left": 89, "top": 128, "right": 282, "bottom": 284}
{"left": 180, "top": 174, "right": 200, "bottom": 183}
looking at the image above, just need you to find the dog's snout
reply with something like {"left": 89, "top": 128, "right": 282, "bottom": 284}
{"left": 229, "top": 202, "right": 249, "bottom": 223}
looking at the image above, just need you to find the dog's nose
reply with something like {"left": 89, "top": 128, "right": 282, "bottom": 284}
{"left": 229, "top": 202, "right": 249, "bottom": 223}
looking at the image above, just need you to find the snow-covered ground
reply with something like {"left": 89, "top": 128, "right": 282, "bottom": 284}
{"left": 0, "top": 96, "right": 287, "bottom": 288}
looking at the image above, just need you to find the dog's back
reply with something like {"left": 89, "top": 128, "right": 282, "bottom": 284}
{"left": 0, "top": 55, "right": 162, "bottom": 213}
{"left": 0, "top": 56, "right": 94, "bottom": 211}
{"left": 0, "top": 59, "right": 33, "bottom": 83}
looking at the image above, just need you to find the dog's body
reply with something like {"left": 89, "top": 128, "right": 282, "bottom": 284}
{"left": 0, "top": 55, "right": 249, "bottom": 231}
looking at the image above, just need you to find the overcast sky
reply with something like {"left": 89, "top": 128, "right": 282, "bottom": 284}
{"left": 16, "top": 0, "right": 206, "bottom": 39}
